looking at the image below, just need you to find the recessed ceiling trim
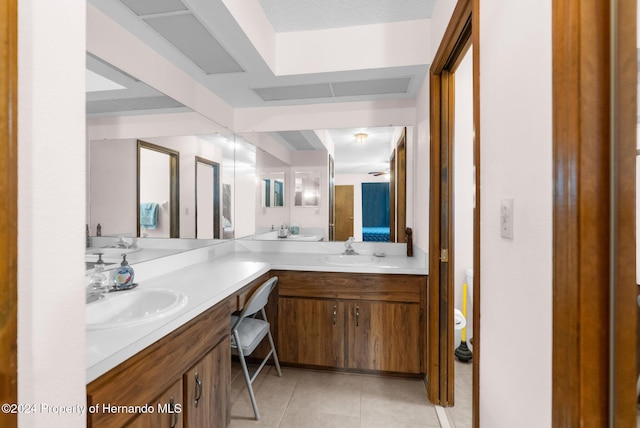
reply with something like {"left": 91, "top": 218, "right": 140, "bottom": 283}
{"left": 120, "top": 0, "right": 188, "bottom": 16}
{"left": 332, "top": 77, "right": 412, "bottom": 97}
{"left": 253, "top": 77, "right": 413, "bottom": 102}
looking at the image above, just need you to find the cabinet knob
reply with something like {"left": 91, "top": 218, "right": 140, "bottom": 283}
{"left": 355, "top": 306, "right": 359, "bottom": 327}
{"left": 333, "top": 305, "right": 337, "bottom": 326}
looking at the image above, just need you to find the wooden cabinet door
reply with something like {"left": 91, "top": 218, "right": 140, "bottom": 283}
{"left": 278, "top": 297, "right": 345, "bottom": 368}
{"left": 126, "top": 380, "right": 183, "bottom": 428}
{"left": 183, "top": 336, "right": 231, "bottom": 428}
{"left": 347, "top": 301, "right": 421, "bottom": 373}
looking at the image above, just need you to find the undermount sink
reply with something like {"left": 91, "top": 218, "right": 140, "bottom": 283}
{"left": 322, "top": 254, "right": 378, "bottom": 266}
{"left": 86, "top": 289, "right": 188, "bottom": 330}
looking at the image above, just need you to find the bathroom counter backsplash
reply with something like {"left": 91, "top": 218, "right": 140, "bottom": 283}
{"left": 234, "top": 239, "right": 428, "bottom": 275}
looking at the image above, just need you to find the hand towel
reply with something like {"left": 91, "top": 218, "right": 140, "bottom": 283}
{"left": 140, "top": 202, "right": 159, "bottom": 229}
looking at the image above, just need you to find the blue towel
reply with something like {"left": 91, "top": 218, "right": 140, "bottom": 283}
{"left": 140, "top": 202, "right": 159, "bottom": 229}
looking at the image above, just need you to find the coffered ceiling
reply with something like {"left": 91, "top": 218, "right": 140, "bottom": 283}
{"left": 87, "top": 0, "right": 434, "bottom": 108}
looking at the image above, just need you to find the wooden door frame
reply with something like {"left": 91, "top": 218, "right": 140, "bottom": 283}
{"left": 390, "top": 149, "right": 397, "bottom": 242}
{"left": 136, "top": 140, "right": 180, "bottom": 238}
{"left": 552, "top": 0, "right": 636, "bottom": 425}
{"left": 329, "top": 155, "right": 335, "bottom": 241}
{"left": 428, "top": 0, "right": 479, "bottom": 423}
{"left": 397, "top": 128, "right": 407, "bottom": 243}
{"left": 194, "top": 156, "right": 220, "bottom": 239}
{"left": 0, "top": 1, "right": 18, "bottom": 426}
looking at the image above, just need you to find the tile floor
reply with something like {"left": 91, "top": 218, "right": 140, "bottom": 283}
{"left": 229, "top": 363, "right": 442, "bottom": 428}
{"left": 444, "top": 361, "right": 472, "bottom": 428}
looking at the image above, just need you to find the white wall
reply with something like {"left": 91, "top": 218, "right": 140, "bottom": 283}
{"left": 234, "top": 175, "right": 256, "bottom": 238}
{"left": 453, "top": 50, "right": 474, "bottom": 339}
{"left": 18, "top": 0, "right": 87, "bottom": 426}
{"left": 478, "top": 1, "right": 552, "bottom": 426}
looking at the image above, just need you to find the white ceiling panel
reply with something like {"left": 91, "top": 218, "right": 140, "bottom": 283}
{"left": 258, "top": 0, "right": 436, "bottom": 32}
{"left": 144, "top": 13, "right": 244, "bottom": 74}
{"left": 329, "top": 127, "right": 397, "bottom": 174}
{"left": 253, "top": 83, "right": 333, "bottom": 101}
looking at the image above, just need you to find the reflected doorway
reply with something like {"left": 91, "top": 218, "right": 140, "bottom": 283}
{"left": 195, "top": 157, "right": 220, "bottom": 239}
{"left": 137, "top": 140, "right": 179, "bottom": 238}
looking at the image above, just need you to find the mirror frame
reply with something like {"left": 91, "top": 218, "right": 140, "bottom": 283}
{"left": 195, "top": 156, "right": 221, "bottom": 239}
{"left": 136, "top": 140, "right": 180, "bottom": 238}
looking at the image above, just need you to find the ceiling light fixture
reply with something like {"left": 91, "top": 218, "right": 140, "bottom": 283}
{"left": 354, "top": 132, "right": 368, "bottom": 144}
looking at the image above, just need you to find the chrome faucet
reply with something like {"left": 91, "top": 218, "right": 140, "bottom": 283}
{"left": 343, "top": 237, "right": 358, "bottom": 255}
{"left": 111, "top": 236, "right": 133, "bottom": 249}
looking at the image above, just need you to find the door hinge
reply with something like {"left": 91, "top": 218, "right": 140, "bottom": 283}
{"left": 440, "top": 249, "right": 449, "bottom": 262}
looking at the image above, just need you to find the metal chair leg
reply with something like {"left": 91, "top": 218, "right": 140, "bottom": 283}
{"left": 267, "top": 329, "right": 282, "bottom": 377}
{"left": 234, "top": 331, "right": 261, "bottom": 420}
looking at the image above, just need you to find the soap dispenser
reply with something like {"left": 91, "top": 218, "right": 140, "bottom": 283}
{"left": 113, "top": 254, "right": 135, "bottom": 289}
{"left": 88, "top": 253, "right": 108, "bottom": 293}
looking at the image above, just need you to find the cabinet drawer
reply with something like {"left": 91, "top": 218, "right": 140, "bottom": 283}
{"left": 275, "top": 270, "right": 424, "bottom": 303}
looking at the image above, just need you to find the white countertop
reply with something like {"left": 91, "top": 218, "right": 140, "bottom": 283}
{"left": 235, "top": 251, "right": 428, "bottom": 275}
{"left": 86, "top": 248, "right": 427, "bottom": 383}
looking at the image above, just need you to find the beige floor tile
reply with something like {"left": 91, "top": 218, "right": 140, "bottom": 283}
{"left": 446, "top": 360, "right": 473, "bottom": 428}
{"left": 279, "top": 410, "right": 360, "bottom": 428}
{"left": 360, "top": 376, "right": 439, "bottom": 426}
{"left": 229, "top": 402, "right": 284, "bottom": 428}
{"left": 231, "top": 363, "right": 275, "bottom": 403}
{"left": 234, "top": 368, "right": 297, "bottom": 410}
{"left": 359, "top": 418, "right": 434, "bottom": 428}
{"left": 286, "top": 370, "right": 363, "bottom": 417}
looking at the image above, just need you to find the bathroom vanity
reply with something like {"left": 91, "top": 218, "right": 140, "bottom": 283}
{"left": 276, "top": 270, "right": 425, "bottom": 374}
{"left": 85, "top": 241, "right": 427, "bottom": 427}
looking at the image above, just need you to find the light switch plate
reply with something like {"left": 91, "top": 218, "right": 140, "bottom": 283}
{"left": 500, "top": 199, "right": 514, "bottom": 239}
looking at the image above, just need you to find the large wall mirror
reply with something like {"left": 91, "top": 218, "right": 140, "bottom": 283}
{"left": 235, "top": 127, "right": 411, "bottom": 243}
{"left": 86, "top": 53, "right": 412, "bottom": 251}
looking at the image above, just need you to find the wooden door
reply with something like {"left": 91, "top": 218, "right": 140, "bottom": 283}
{"left": 278, "top": 297, "right": 345, "bottom": 368}
{"left": 0, "top": 1, "right": 17, "bottom": 427}
{"left": 183, "top": 337, "right": 230, "bottom": 428}
{"left": 347, "top": 301, "right": 421, "bottom": 373}
{"left": 126, "top": 380, "right": 183, "bottom": 428}
{"left": 429, "top": 0, "right": 475, "bottom": 407}
{"left": 334, "top": 185, "right": 354, "bottom": 241}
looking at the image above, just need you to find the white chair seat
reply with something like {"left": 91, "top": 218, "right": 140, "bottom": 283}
{"left": 230, "top": 315, "right": 270, "bottom": 355}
